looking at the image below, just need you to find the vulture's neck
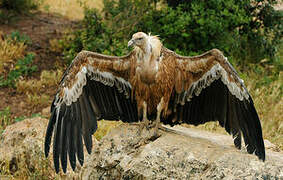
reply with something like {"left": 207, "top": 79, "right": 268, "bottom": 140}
{"left": 135, "top": 36, "right": 162, "bottom": 68}
{"left": 134, "top": 36, "right": 162, "bottom": 84}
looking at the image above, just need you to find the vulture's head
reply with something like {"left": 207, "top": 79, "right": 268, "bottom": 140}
{"left": 128, "top": 32, "right": 148, "bottom": 49}
{"left": 128, "top": 32, "right": 162, "bottom": 58}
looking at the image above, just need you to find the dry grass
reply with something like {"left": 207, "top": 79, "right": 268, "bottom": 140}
{"left": 247, "top": 71, "right": 283, "bottom": 150}
{"left": 0, "top": 31, "right": 26, "bottom": 74}
{"left": 49, "top": 38, "right": 64, "bottom": 53}
{"left": 16, "top": 69, "right": 63, "bottom": 108}
{"left": 0, "top": 107, "right": 12, "bottom": 136}
{"left": 16, "top": 69, "right": 63, "bottom": 94}
{"left": 40, "top": 69, "right": 63, "bottom": 87}
{"left": 16, "top": 79, "right": 42, "bottom": 94}
{"left": 40, "top": 0, "right": 103, "bottom": 20}
{"left": 26, "top": 93, "right": 50, "bottom": 108}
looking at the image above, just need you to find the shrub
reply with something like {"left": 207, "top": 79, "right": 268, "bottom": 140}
{"left": 16, "top": 70, "right": 62, "bottom": 110}
{"left": 0, "top": 9, "right": 14, "bottom": 24}
{"left": 16, "top": 70, "right": 62, "bottom": 94}
{"left": 0, "top": 31, "right": 37, "bottom": 88}
{"left": 139, "top": 2, "right": 249, "bottom": 55}
{"left": 0, "top": 31, "right": 27, "bottom": 74}
{"left": 60, "top": 8, "right": 109, "bottom": 63}
{"left": 0, "top": 0, "right": 39, "bottom": 14}
{"left": 230, "top": 0, "right": 283, "bottom": 63}
{"left": 62, "top": 0, "right": 282, "bottom": 65}
{"left": 8, "top": 31, "right": 32, "bottom": 45}
{"left": 141, "top": 0, "right": 282, "bottom": 62}
{"left": 0, "top": 53, "right": 37, "bottom": 87}
{"left": 0, "top": 0, "right": 40, "bottom": 23}
{"left": 61, "top": 0, "right": 153, "bottom": 64}
{"left": 26, "top": 93, "right": 50, "bottom": 108}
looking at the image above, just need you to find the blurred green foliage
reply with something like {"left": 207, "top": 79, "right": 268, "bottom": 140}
{"left": 0, "top": 31, "right": 37, "bottom": 88}
{"left": 142, "top": 0, "right": 282, "bottom": 63}
{"left": 62, "top": 0, "right": 282, "bottom": 67}
{"left": 0, "top": 0, "right": 40, "bottom": 23}
{"left": 61, "top": 0, "right": 153, "bottom": 63}
{"left": 8, "top": 31, "right": 32, "bottom": 44}
{"left": 0, "top": 53, "right": 37, "bottom": 87}
{"left": 0, "top": 0, "right": 39, "bottom": 13}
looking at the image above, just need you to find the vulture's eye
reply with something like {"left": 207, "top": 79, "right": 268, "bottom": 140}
{"left": 137, "top": 37, "right": 143, "bottom": 40}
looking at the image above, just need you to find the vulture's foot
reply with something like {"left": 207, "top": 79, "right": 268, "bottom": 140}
{"left": 151, "top": 97, "right": 164, "bottom": 138}
{"left": 138, "top": 117, "right": 150, "bottom": 135}
{"left": 152, "top": 120, "right": 162, "bottom": 138}
{"left": 138, "top": 101, "right": 150, "bottom": 135}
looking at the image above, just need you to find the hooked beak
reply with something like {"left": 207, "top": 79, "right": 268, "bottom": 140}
{"left": 128, "top": 39, "right": 135, "bottom": 47}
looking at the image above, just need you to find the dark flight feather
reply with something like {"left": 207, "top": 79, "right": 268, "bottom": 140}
{"left": 44, "top": 108, "right": 56, "bottom": 158}
{"left": 53, "top": 104, "right": 65, "bottom": 173}
{"left": 164, "top": 79, "right": 265, "bottom": 161}
{"left": 74, "top": 102, "right": 84, "bottom": 166}
{"left": 68, "top": 104, "right": 77, "bottom": 171}
{"left": 45, "top": 71, "right": 138, "bottom": 173}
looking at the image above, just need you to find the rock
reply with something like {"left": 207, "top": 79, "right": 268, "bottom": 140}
{"left": 79, "top": 124, "right": 283, "bottom": 180}
{"left": 0, "top": 117, "right": 87, "bottom": 179}
{"left": 1, "top": 118, "right": 282, "bottom": 179}
{"left": 0, "top": 117, "right": 48, "bottom": 174}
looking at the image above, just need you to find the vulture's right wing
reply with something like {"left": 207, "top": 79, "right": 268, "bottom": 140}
{"left": 164, "top": 48, "right": 265, "bottom": 161}
{"left": 44, "top": 51, "right": 138, "bottom": 173}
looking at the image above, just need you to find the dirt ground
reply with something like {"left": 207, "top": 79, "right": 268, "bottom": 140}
{"left": 0, "top": 12, "right": 76, "bottom": 118}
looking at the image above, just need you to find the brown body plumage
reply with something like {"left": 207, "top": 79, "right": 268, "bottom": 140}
{"left": 45, "top": 32, "right": 265, "bottom": 173}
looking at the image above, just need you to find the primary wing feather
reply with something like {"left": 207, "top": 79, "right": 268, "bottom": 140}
{"left": 44, "top": 50, "right": 139, "bottom": 173}
{"left": 164, "top": 49, "right": 265, "bottom": 161}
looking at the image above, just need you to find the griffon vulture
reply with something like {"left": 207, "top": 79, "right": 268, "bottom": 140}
{"left": 44, "top": 32, "right": 265, "bottom": 173}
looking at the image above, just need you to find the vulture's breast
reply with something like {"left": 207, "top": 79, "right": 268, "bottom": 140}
{"left": 132, "top": 55, "right": 176, "bottom": 114}
{"left": 136, "top": 60, "right": 158, "bottom": 85}
{"left": 139, "top": 68, "right": 157, "bottom": 85}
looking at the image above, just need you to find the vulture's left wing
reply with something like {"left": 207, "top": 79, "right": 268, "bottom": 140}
{"left": 164, "top": 49, "right": 265, "bottom": 161}
{"left": 45, "top": 50, "right": 139, "bottom": 173}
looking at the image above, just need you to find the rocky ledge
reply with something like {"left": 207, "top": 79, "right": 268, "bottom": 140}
{"left": 79, "top": 123, "right": 283, "bottom": 179}
{"left": 0, "top": 117, "right": 282, "bottom": 179}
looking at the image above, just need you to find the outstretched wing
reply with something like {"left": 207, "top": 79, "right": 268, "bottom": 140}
{"left": 164, "top": 49, "right": 265, "bottom": 161}
{"left": 44, "top": 50, "right": 139, "bottom": 173}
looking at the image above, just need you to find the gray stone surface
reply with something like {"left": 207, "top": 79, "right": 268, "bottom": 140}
{"left": 0, "top": 117, "right": 87, "bottom": 179}
{"left": 79, "top": 124, "right": 283, "bottom": 180}
{"left": 0, "top": 118, "right": 282, "bottom": 179}
{"left": 0, "top": 117, "right": 48, "bottom": 174}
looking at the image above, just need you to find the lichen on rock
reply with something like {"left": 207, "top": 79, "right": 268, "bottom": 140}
{"left": 79, "top": 124, "right": 283, "bottom": 180}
